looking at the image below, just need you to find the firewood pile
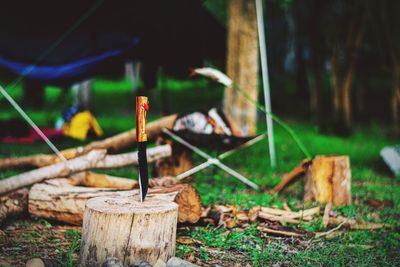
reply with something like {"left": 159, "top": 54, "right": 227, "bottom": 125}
{"left": 0, "top": 113, "right": 379, "bottom": 240}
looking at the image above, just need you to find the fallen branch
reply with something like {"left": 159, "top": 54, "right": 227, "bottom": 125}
{"left": 315, "top": 219, "right": 348, "bottom": 238}
{"left": 329, "top": 216, "right": 388, "bottom": 230}
{"left": 95, "top": 144, "right": 171, "bottom": 169}
{"left": 0, "top": 114, "right": 177, "bottom": 169}
{"left": 258, "top": 212, "right": 301, "bottom": 224}
{"left": 260, "top": 207, "right": 320, "bottom": 222}
{"left": 272, "top": 159, "right": 311, "bottom": 193}
{"left": 0, "top": 150, "right": 107, "bottom": 195}
{"left": 257, "top": 226, "right": 304, "bottom": 237}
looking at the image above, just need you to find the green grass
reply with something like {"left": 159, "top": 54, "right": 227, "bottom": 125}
{"left": 1, "top": 76, "right": 399, "bottom": 266}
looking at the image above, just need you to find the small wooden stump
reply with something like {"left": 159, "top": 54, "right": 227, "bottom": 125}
{"left": 304, "top": 155, "right": 351, "bottom": 206}
{"left": 80, "top": 196, "right": 178, "bottom": 266}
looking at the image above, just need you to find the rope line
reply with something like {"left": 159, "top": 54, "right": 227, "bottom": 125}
{"left": 0, "top": 85, "right": 67, "bottom": 161}
{"left": 233, "top": 83, "right": 312, "bottom": 159}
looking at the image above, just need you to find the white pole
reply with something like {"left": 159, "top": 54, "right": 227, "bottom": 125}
{"left": 255, "top": 0, "right": 276, "bottom": 168}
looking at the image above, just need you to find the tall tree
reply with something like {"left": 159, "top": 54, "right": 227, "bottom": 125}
{"left": 378, "top": 1, "right": 400, "bottom": 137}
{"left": 323, "top": 0, "right": 367, "bottom": 134}
{"left": 307, "top": 0, "right": 326, "bottom": 130}
{"left": 224, "top": 0, "right": 259, "bottom": 135}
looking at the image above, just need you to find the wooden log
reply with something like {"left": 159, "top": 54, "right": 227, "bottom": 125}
{"left": 0, "top": 114, "right": 177, "bottom": 170}
{"left": 95, "top": 144, "right": 171, "bottom": 169}
{"left": 304, "top": 155, "right": 351, "bottom": 206}
{"left": 70, "top": 172, "right": 180, "bottom": 191}
{"left": 0, "top": 188, "right": 29, "bottom": 224}
{"left": 69, "top": 172, "right": 138, "bottom": 189}
{"left": 0, "top": 145, "right": 171, "bottom": 195}
{"left": 28, "top": 178, "right": 202, "bottom": 225}
{"left": 272, "top": 159, "right": 311, "bottom": 193}
{"left": 224, "top": 0, "right": 259, "bottom": 135}
{"left": 0, "top": 150, "right": 107, "bottom": 195}
{"left": 79, "top": 196, "right": 178, "bottom": 266}
{"left": 154, "top": 137, "right": 193, "bottom": 178}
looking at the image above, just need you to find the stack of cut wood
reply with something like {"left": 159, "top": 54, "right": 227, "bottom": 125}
{"left": 0, "top": 115, "right": 203, "bottom": 225}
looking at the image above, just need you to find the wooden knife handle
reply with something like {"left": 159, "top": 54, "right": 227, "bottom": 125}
{"left": 136, "top": 96, "right": 149, "bottom": 142}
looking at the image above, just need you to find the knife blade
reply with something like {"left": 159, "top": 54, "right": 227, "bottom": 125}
{"left": 136, "top": 96, "right": 149, "bottom": 202}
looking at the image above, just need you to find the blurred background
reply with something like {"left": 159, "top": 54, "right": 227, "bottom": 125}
{"left": 0, "top": 0, "right": 398, "bottom": 178}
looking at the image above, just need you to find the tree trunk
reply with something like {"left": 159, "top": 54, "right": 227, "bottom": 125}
{"left": 0, "top": 114, "right": 177, "bottom": 170}
{"left": 304, "top": 155, "right": 352, "bottom": 206}
{"left": 28, "top": 178, "right": 202, "bottom": 225}
{"left": 392, "top": 65, "right": 400, "bottom": 137}
{"left": 79, "top": 196, "right": 178, "bottom": 266}
{"left": 224, "top": 0, "right": 259, "bottom": 135}
{"left": 308, "top": 0, "right": 326, "bottom": 130}
{"left": 293, "top": 0, "right": 309, "bottom": 101}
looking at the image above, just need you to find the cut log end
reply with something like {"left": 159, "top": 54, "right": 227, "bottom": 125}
{"left": 174, "top": 184, "right": 202, "bottom": 224}
{"left": 85, "top": 195, "right": 178, "bottom": 215}
{"left": 304, "top": 155, "right": 351, "bottom": 206}
{"left": 80, "top": 196, "right": 178, "bottom": 266}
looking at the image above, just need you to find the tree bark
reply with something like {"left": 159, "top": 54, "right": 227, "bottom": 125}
{"left": 0, "top": 188, "right": 29, "bottom": 224}
{"left": 308, "top": 0, "right": 326, "bottom": 130}
{"left": 325, "top": 0, "right": 367, "bottom": 134}
{"left": 79, "top": 196, "right": 178, "bottom": 266}
{"left": 392, "top": 76, "right": 400, "bottom": 137}
{"left": 28, "top": 178, "right": 202, "bottom": 225}
{"left": 379, "top": 1, "right": 400, "bottom": 137}
{"left": 224, "top": 0, "right": 259, "bottom": 135}
{"left": 304, "top": 155, "right": 352, "bottom": 206}
{"left": 0, "top": 114, "right": 177, "bottom": 170}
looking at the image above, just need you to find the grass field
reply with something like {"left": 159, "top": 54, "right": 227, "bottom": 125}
{"left": 0, "top": 78, "right": 399, "bottom": 266}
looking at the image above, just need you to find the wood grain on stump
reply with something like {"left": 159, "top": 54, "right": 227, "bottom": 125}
{"left": 80, "top": 196, "right": 178, "bottom": 266}
{"left": 304, "top": 155, "right": 351, "bottom": 206}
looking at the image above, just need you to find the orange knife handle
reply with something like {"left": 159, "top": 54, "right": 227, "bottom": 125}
{"left": 136, "top": 96, "right": 149, "bottom": 142}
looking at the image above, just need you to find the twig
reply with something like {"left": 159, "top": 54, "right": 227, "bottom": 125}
{"left": 314, "top": 219, "right": 348, "bottom": 238}
{"left": 257, "top": 226, "right": 304, "bottom": 237}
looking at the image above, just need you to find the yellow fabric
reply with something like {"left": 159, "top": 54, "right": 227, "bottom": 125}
{"left": 63, "top": 111, "right": 103, "bottom": 140}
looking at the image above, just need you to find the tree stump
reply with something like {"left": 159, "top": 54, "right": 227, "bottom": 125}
{"left": 304, "top": 155, "right": 351, "bottom": 206}
{"left": 80, "top": 196, "right": 178, "bottom": 266}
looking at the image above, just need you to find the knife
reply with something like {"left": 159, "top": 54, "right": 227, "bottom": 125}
{"left": 136, "top": 96, "right": 149, "bottom": 202}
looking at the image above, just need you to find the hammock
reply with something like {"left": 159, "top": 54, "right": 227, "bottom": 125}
{"left": 0, "top": 49, "right": 125, "bottom": 82}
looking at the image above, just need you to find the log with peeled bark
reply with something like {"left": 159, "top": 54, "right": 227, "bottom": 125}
{"left": 0, "top": 114, "right": 177, "bottom": 170}
{"left": 80, "top": 196, "right": 178, "bottom": 266}
{"left": 28, "top": 177, "right": 202, "bottom": 225}
{"left": 0, "top": 150, "right": 107, "bottom": 195}
{"left": 304, "top": 155, "right": 352, "bottom": 206}
{"left": 0, "top": 188, "right": 29, "bottom": 224}
{"left": 0, "top": 145, "right": 171, "bottom": 195}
